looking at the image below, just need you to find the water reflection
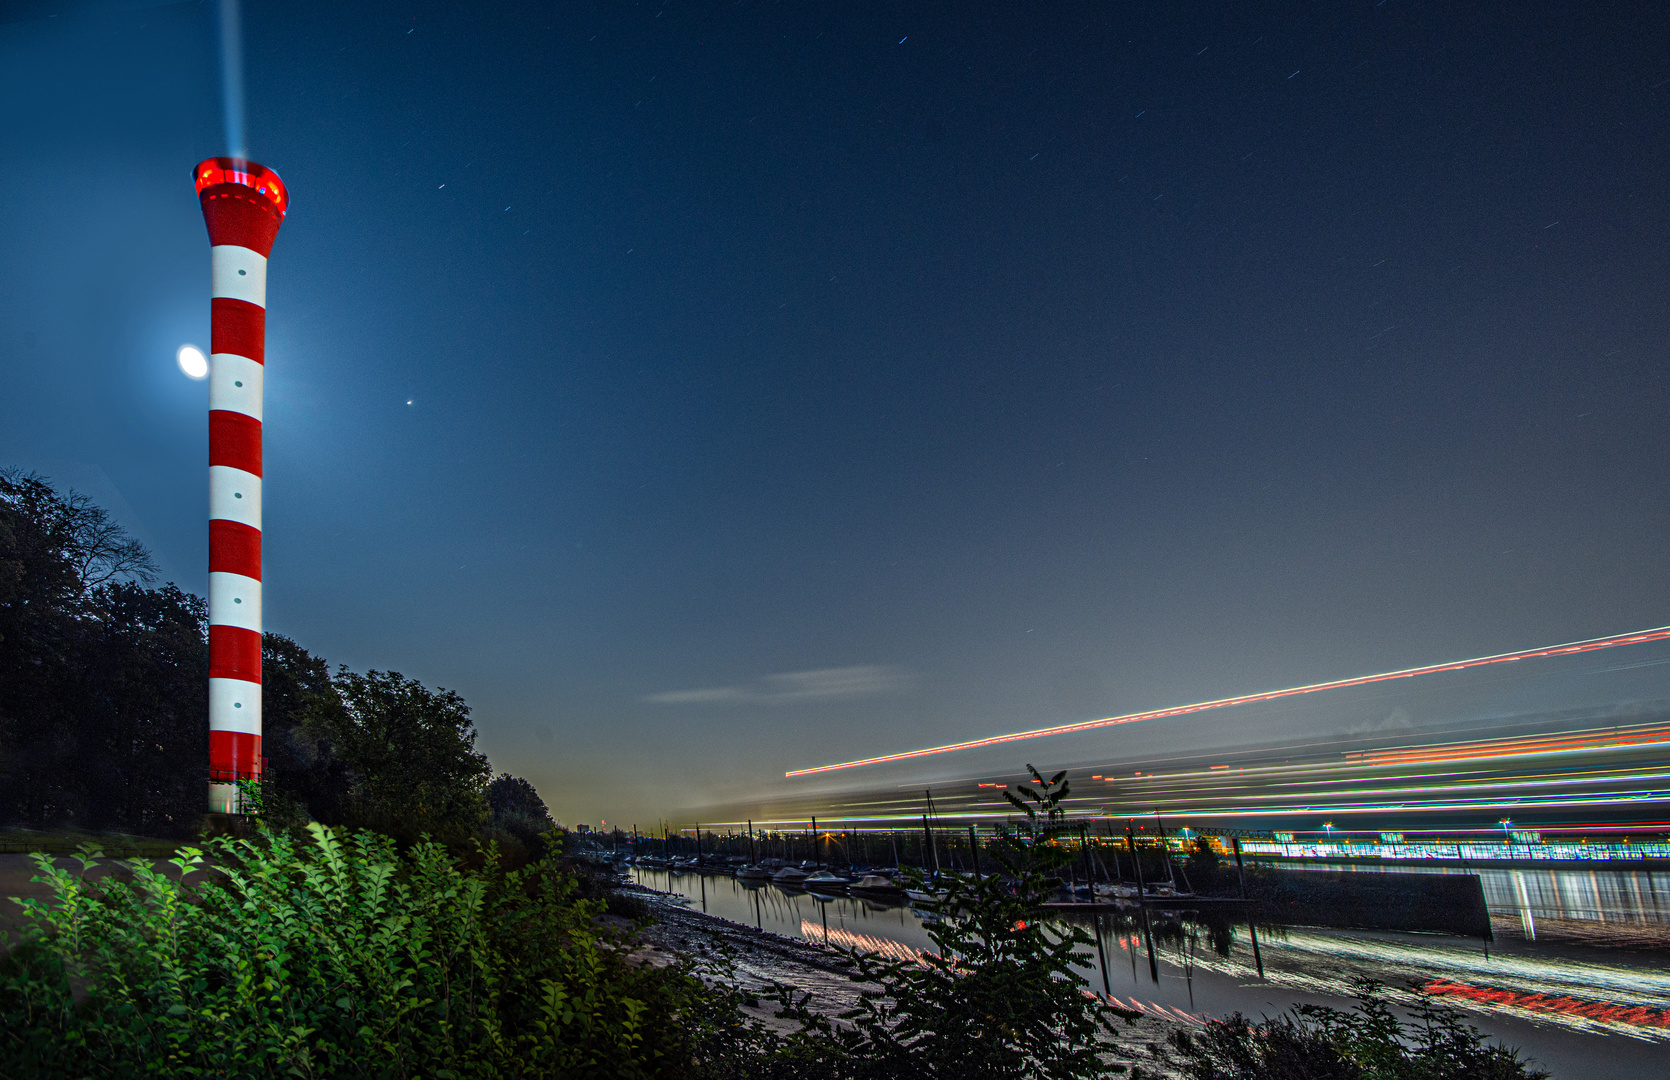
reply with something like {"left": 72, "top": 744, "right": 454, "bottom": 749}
{"left": 1272, "top": 862, "right": 1670, "bottom": 945}
{"left": 1482, "top": 869, "right": 1670, "bottom": 934}
{"left": 635, "top": 868, "right": 938, "bottom": 955}
{"left": 633, "top": 866, "right": 1670, "bottom": 1079}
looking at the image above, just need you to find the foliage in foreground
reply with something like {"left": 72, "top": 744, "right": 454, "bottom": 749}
{"left": 0, "top": 824, "right": 748, "bottom": 1078}
{"left": 0, "top": 771, "right": 1551, "bottom": 1080}
{"left": 773, "top": 766, "right": 1140, "bottom": 1080}
{"left": 0, "top": 777, "right": 1146, "bottom": 1080}
{"left": 1166, "top": 979, "right": 1548, "bottom": 1080}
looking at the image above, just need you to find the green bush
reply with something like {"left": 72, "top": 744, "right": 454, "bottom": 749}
{"left": 1165, "top": 979, "right": 1548, "bottom": 1080}
{"left": 0, "top": 823, "right": 751, "bottom": 1078}
{"left": 773, "top": 766, "right": 1139, "bottom": 1080}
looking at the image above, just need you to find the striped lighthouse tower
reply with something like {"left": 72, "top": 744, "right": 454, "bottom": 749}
{"left": 195, "top": 157, "right": 287, "bottom": 815}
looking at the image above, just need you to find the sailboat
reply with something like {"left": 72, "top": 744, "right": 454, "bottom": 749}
{"left": 735, "top": 819, "right": 771, "bottom": 879}
{"left": 906, "top": 790, "right": 950, "bottom": 904}
{"left": 851, "top": 871, "right": 904, "bottom": 896}
{"left": 803, "top": 869, "right": 852, "bottom": 890}
{"left": 772, "top": 865, "right": 810, "bottom": 885}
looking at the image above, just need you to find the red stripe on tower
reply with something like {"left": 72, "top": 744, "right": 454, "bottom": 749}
{"left": 196, "top": 157, "right": 286, "bottom": 816}
{"left": 208, "top": 625, "right": 263, "bottom": 681}
{"left": 208, "top": 410, "right": 263, "bottom": 475}
{"left": 208, "top": 519, "right": 262, "bottom": 579}
{"left": 210, "top": 299, "right": 266, "bottom": 362}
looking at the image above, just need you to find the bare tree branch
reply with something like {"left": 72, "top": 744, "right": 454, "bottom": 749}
{"left": 0, "top": 469, "right": 158, "bottom": 591}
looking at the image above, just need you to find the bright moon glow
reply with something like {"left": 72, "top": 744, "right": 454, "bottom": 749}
{"left": 785, "top": 622, "right": 1670, "bottom": 777}
{"left": 177, "top": 345, "right": 208, "bottom": 380}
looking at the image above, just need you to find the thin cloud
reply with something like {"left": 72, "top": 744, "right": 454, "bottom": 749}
{"left": 645, "top": 665, "right": 907, "bottom": 705}
{"left": 642, "top": 686, "right": 752, "bottom": 705}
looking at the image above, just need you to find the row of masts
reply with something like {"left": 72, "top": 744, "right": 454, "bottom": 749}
{"left": 594, "top": 814, "right": 1203, "bottom": 889}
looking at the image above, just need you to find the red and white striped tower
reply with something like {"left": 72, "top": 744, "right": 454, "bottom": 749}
{"left": 195, "top": 157, "right": 287, "bottom": 815}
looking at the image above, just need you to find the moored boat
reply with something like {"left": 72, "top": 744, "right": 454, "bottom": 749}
{"left": 851, "top": 873, "right": 903, "bottom": 894}
{"left": 803, "top": 871, "right": 852, "bottom": 890}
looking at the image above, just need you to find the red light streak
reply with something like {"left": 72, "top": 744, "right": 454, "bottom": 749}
{"left": 786, "top": 623, "right": 1670, "bottom": 777}
{"left": 1423, "top": 979, "right": 1670, "bottom": 1031}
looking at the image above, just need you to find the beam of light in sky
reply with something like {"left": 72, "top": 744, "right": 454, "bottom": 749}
{"left": 218, "top": 0, "right": 247, "bottom": 158}
{"left": 785, "top": 623, "right": 1670, "bottom": 777}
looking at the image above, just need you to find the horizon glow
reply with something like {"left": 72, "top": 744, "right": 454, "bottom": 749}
{"left": 784, "top": 623, "right": 1670, "bottom": 777}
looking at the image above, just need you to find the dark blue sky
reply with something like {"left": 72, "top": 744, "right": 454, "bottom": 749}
{"left": 4, "top": 1, "right": 1670, "bottom": 824}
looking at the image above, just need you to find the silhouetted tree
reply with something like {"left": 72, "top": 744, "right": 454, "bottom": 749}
{"left": 259, "top": 634, "right": 355, "bottom": 827}
{"left": 312, "top": 668, "right": 492, "bottom": 843}
{"left": 0, "top": 468, "right": 156, "bottom": 592}
{"left": 0, "top": 472, "right": 204, "bottom": 835}
{"left": 487, "top": 772, "right": 555, "bottom": 845}
{"left": 1, "top": 471, "right": 500, "bottom": 844}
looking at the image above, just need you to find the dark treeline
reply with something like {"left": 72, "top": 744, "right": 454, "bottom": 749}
{"left": 0, "top": 470, "right": 549, "bottom": 845}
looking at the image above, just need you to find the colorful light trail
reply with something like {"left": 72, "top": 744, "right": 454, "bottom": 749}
{"left": 1423, "top": 980, "right": 1670, "bottom": 1035}
{"left": 785, "top": 623, "right": 1670, "bottom": 777}
{"left": 1346, "top": 723, "right": 1670, "bottom": 768}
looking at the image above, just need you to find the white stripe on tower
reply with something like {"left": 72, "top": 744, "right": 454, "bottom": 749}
{"left": 208, "top": 354, "right": 263, "bottom": 419}
{"left": 210, "top": 245, "right": 267, "bottom": 305}
{"left": 207, "top": 466, "right": 262, "bottom": 526}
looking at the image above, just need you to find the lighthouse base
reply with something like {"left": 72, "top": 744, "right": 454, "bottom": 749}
{"left": 201, "top": 811, "right": 259, "bottom": 839}
{"left": 208, "top": 782, "right": 247, "bottom": 815}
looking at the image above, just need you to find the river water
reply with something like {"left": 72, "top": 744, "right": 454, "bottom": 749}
{"left": 631, "top": 865, "right": 1670, "bottom": 1079}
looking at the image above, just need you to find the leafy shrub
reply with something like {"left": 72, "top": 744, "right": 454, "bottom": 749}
{"left": 1166, "top": 979, "right": 1548, "bottom": 1080}
{"left": 0, "top": 823, "right": 749, "bottom": 1078}
{"left": 774, "top": 766, "right": 1139, "bottom": 1079}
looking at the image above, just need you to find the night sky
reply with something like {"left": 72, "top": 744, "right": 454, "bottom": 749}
{"left": 4, "top": 1, "right": 1670, "bottom": 826}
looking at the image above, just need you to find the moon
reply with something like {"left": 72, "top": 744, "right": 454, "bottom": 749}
{"left": 177, "top": 345, "right": 208, "bottom": 380}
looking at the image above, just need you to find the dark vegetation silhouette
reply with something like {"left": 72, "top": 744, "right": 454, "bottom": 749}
{"left": 489, "top": 772, "right": 560, "bottom": 845}
{"left": 0, "top": 470, "right": 543, "bottom": 844}
{"left": 1166, "top": 979, "right": 1548, "bottom": 1080}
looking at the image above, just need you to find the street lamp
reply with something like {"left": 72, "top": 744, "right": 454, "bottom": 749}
{"left": 1500, "top": 818, "right": 1512, "bottom": 843}
{"left": 1323, "top": 822, "right": 1334, "bottom": 845}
